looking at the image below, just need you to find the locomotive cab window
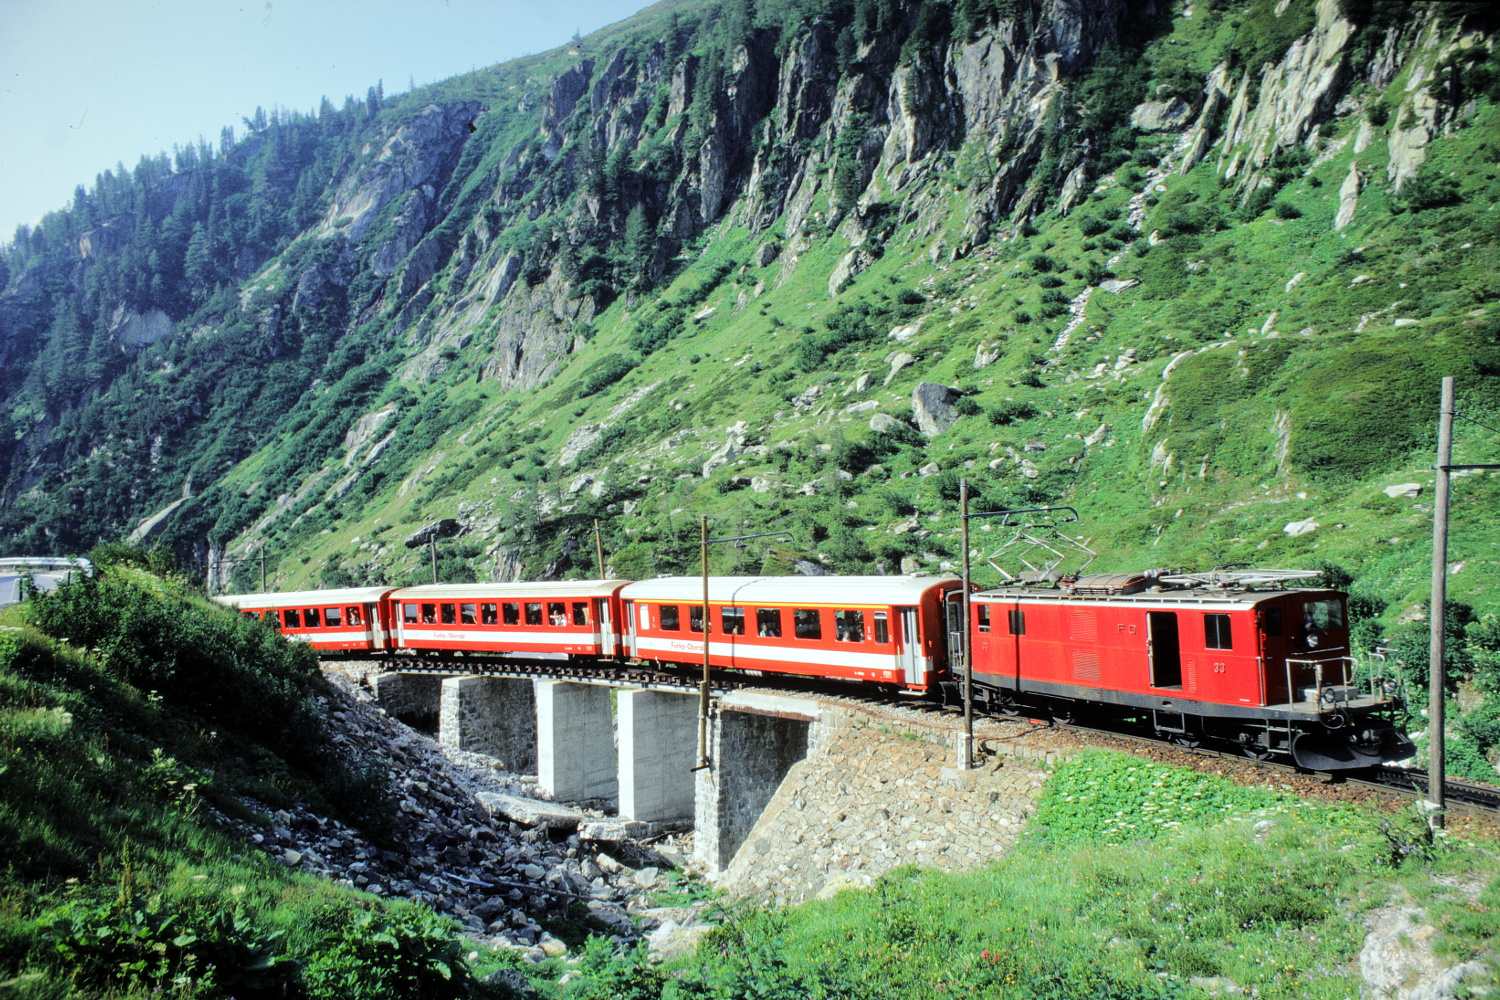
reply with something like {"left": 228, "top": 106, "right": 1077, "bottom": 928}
{"left": 324, "top": 607, "right": 342, "bottom": 628}
{"left": 284, "top": 608, "right": 301, "bottom": 629}
{"left": 1204, "top": 613, "right": 1232, "bottom": 650}
{"left": 873, "top": 611, "right": 889, "bottom": 644}
{"left": 441, "top": 604, "right": 456, "bottom": 625}
{"left": 1303, "top": 599, "right": 1345, "bottom": 631}
{"left": 1008, "top": 609, "right": 1026, "bottom": 636}
{"left": 835, "top": 610, "right": 864, "bottom": 642}
{"left": 689, "top": 606, "right": 706, "bottom": 633}
{"left": 722, "top": 607, "right": 745, "bottom": 635}
{"left": 525, "top": 603, "right": 543, "bottom": 626}
{"left": 481, "top": 603, "right": 497, "bottom": 625}
{"left": 503, "top": 603, "right": 520, "bottom": 625}
{"left": 976, "top": 605, "right": 991, "bottom": 632}
{"left": 460, "top": 603, "right": 477, "bottom": 625}
{"left": 573, "top": 602, "right": 589, "bottom": 626}
{"left": 756, "top": 608, "right": 782, "bottom": 637}
{"left": 305, "top": 608, "right": 321, "bottom": 628}
{"left": 794, "top": 609, "right": 822, "bottom": 640}
{"left": 660, "top": 605, "right": 681, "bottom": 631}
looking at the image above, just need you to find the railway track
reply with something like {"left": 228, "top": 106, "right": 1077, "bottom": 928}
{"left": 342, "top": 654, "right": 1500, "bottom": 818}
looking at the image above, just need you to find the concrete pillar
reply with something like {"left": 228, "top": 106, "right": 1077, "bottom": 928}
{"left": 439, "top": 676, "right": 537, "bottom": 773}
{"left": 694, "top": 706, "right": 812, "bottom": 872}
{"left": 617, "top": 690, "right": 698, "bottom": 822}
{"left": 372, "top": 672, "right": 447, "bottom": 733}
{"left": 536, "top": 681, "right": 617, "bottom": 802}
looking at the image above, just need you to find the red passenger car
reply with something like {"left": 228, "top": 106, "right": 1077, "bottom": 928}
{"left": 386, "top": 581, "right": 630, "bottom": 659}
{"left": 968, "top": 570, "right": 1412, "bottom": 768}
{"left": 620, "top": 575, "right": 962, "bottom": 691}
{"left": 217, "top": 587, "right": 396, "bottom": 653}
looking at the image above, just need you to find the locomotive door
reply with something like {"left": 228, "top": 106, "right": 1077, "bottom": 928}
{"left": 897, "top": 607, "right": 922, "bottom": 685}
{"left": 1147, "top": 611, "right": 1182, "bottom": 689}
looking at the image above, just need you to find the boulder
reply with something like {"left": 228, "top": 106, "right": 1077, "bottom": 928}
{"left": 884, "top": 352, "right": 917, "bottom": 386}
{"left": 870, "top": 413, "right": 905, "bottom": 435}
{"left": 405, "top": 519, "right": 462, "bottom": 548}
{"left": 1383, "top": 483, "right": 1421, "bottom": 499}
{"left": 1283, "top": 518, "right": 1319, "bottom": 538}
{"left": 754, "top": 241, "right": 780, "bottom": 267}
{"left": 911, "top": 382, "right": 961, "bottom": 437}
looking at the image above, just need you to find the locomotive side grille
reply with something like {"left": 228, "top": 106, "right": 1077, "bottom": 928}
{"left": 1072, "top": 650, "right": 1101, "bottom": 682}
{"left": 1186, "top": 659, "right": 1198, "bottom": 693}
{"left": 1069, "top": 609, "right": 1098, "bottom": 642}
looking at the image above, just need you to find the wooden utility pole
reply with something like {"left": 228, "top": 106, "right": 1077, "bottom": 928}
{"left": 698, "top": 516, "right": 711, "bottom": 769}
{"left": 1428, "top": 377, "right": 1455, "bottom": 829}
{"left": 593, "top": 518, "right": 607, "bottom": 580}
{"left": 959, "top": 479, "right": 973, "bottom": 770}
{"left": 259, "top": 548, "right": 267, "bottom": 592}
{"left": 430, "top": 535, "right": 438, "bottom": 584}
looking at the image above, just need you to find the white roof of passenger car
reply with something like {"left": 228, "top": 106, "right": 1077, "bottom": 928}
{"left": 392, "top": 581, "right": 630, "bottom": 601}
{"left": 216, "top": 587, "right": 395, "bottom": 610}
{"left": 620, "top": 575, "right": 960, "bottom": 606}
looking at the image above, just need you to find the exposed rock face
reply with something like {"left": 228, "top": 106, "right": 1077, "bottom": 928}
{"left": 1131, "top": 96, "right": 1193, "bottom": 131}
{"left": 109, "top": 306, "right": 173, "bottom": 348}
{"left": 406, "top": 518, "right": 463, "bottom": 548}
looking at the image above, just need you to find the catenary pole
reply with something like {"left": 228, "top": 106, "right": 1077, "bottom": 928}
{"left": 698, "top": 516, "right": 711, "bottom": 769}
{"left": 1428, "top": 376, "right": 1455, "bottom": 828}
{"left": 593, "top": 519, "right": 607, "bottom": 580}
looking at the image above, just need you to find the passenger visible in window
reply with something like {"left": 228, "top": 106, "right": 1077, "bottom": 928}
{"left": 460, "top": 603, "right": 477, "bottom": 625}
{"left": 660, "top": 605, "right": 681, "bottom": 631}
{"left": 441, "top": 604, "right": 456, "bottom": 625}
{"left": 305, "top": 608, "right": 321, "bottom": 628}
{"left": 422, "top": 603, "right": 437, "bottom": 624}
{"left": 347, "top": 606, "right": 362, "bottom": 626}
{"left": 548, "top": 602, "right": 567, "bottom": 626}
{"left": 757, "top": 608, "right": 782, "bottom": 637}
{"left": 573, "top": 602, "right": 589, "bottom": 626}
{"left": 504, "top": 603, "right": 520, "bottom": 625}
{"left": 689, "top": 606, "right": 706, "bottom": 633}
{"left": 794, "top": 609, "right": 821, "bottom": 640}
{"left": 284, "top": 608, "right": 301, "bottom": 628}
{"left": 834, "top": 610, "right": 864, "bottom": 642}
{"left": 481, "top": 603, "right": 498, "bottom": 625}
{"left": 525, "top": 603, "right": 543, "bottom": 625}
{"left": 324, "top": 607, "right": 342, "bottom": 628}
{"left": 722, "top": 607, "right": 745, "bottom": 635}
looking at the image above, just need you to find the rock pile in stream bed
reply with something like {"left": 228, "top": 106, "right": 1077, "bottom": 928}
{"left": 220, "top": 666, "right": 709, "bottom": 960}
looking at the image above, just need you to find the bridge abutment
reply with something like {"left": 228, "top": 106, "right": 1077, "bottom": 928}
{"left": 693, "top": 693, "right": 819, "bottom": 873}
{"left": 371, "top": 672, "right": 446, "bottom": 732}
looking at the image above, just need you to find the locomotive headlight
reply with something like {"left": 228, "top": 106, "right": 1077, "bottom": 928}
{"left": 1319, "top": 688, "right": 1337, "bottom": 705}
{"left": 1382, "top": 679, "right": 1399, "bottom": 695}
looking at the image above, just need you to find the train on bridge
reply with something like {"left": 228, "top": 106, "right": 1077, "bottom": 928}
{"left": 218, "top": 567, "right": 1413, "bottom": 772}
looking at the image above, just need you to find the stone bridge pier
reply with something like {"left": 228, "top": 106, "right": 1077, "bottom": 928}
{"left": 381, "top": 674, "right": 825, "bottom": 865}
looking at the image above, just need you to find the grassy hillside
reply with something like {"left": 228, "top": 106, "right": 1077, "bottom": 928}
{"left": 2, "top": 0, "right": 1499, "bottom": 774}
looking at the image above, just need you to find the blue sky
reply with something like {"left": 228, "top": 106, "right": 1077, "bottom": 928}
{"left": 0, "top": 0, "right": 652, "bottom": 241}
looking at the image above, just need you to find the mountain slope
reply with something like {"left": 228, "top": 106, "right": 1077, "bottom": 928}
{"left": 1, "top": 0, "right": 1498, "bottom": 665}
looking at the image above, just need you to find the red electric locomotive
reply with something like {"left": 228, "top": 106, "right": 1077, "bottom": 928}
{"left": 218, "top": 586, "right": 397, "bottom": 653}
{"left": 619, "top": 575, "right": 962, "bottom": 691}
{"left": 966, "top": 569, "right": 1413, "bottom": 769}
{"left": 387, "top": 581, "right": 631, "bottom": 659}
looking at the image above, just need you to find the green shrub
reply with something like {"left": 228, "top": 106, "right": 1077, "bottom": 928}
{"left": 577, "top": 352, "right": 639, "bottom": 397}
